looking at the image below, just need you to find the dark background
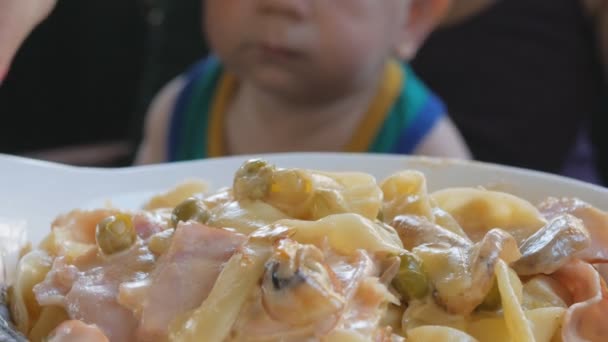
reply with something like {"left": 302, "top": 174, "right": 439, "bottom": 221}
{"left": 0, "top": 0, "right": 147, "bottom": 160}
{"left": 0, "top": 0, "right": 207, "bottom": 165}
{"left": 0, "top": 0, "right": 605, "bottom": 185}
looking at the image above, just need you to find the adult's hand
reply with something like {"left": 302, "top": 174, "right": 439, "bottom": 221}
{"left": 441, "top": 0, "right": 496, "bottom": 26}
{"left": 0, "top": 0, "right": 57, "bottom": 83}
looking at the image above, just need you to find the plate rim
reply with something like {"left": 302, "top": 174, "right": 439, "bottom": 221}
{"left": 1, "top": 151, "right": 606, "bottom": 193}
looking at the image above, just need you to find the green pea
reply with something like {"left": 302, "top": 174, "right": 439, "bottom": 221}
{"left": 241, "top": 159, "right": 270, "bottom": 176}
{"left": 377, "top": 210, "right": 385, "bottom": 222}
{"left": 171, "top": 198, "right": 210, "bottom": 227}
{"left": 96, "top": 214, "right": 136, "bottom": 255}
{"left": 233, "top": 159, "right": 274, "bottom": 200}
{"left": 392, "top": 252, "right": 429, "bottom": 301}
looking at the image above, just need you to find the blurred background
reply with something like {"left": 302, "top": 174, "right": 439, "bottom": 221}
{"left": 0, "top": 0, "right": 606, "bottom": 186}
{"left": 0, "top": 0, "right": 207, "bottom": 166}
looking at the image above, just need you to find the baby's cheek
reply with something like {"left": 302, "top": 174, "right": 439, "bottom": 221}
{"left": 206, "top": 26, "right": 245, "bottom": 75}
{"left": 319, "top": 33, "right": 387, "bottom": 79}
{"left": 204, "top": 1, "right": 249, "bottom": 56}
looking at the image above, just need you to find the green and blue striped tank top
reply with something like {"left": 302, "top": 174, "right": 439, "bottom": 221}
{"left": 167, "top": 56, "right": 446, "bottom": 161}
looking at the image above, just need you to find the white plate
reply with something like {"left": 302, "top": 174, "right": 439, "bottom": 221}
{"left": 1, "top": 152, "right": 606, "bottom": 244}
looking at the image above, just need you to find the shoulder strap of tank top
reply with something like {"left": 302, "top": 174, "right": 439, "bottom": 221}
{"left": 167, "top": 56, "right": 222, "bottom": 161}
{"left": 369, "top": 64, "right": 446, "bottom": 154}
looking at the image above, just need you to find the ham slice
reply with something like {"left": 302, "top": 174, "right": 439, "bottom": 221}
{"left": 135, "top": 222, "right": 246, "bottom": 341}
{"left": 552, "top": 259, "right": 608, "bottom": 342}
{"left": 35, "top": 243, "right": 156, "bottom": 342}
{"left": 48, "top": 320, "right": 109, "bottom": 342}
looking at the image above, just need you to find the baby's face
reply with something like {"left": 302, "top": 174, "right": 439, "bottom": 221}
{"left": 205, "top": 0, "right": 411, "bottom": 103}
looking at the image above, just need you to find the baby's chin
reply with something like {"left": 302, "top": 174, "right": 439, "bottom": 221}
{"left": 246, "top": 67, "right": 319, "bottom": 102}
{"left": 245, "top": 65, "right": 361, "bottom": 105}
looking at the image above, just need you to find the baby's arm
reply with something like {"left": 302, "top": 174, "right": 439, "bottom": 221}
{"left": 135, "top": 77, "right": 185, "bottom": 165}
{"left": 583, "top": 0, "right": 608, "bottom": 77}
{"left": 412, "top": 116, "right": 471, "bottom": 159}
{"left": 582, "top": 0, "right": 608, "bottom": 183}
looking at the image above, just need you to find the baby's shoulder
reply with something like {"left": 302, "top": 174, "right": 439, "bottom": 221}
{"left": 135, "top": 77, "right": 186, "bottom": 165}
{"left": 395, "top": 63, "right": 445, "bottom": 120}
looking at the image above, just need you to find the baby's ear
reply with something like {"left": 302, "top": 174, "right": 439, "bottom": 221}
{"left": 394, "top": 0, "right": 451, "bottom": 60}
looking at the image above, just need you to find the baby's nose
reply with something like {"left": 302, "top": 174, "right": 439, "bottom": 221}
{"left": 255, "top": 0, "right": 311, "bottom": 20}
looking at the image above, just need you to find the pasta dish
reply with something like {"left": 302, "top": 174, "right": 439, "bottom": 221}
{"left": 2, "top": 159, "right": 607, "bottom": 341}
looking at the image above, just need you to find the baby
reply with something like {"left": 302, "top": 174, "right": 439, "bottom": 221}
{"left": 136, "top": 0, "right": 471, "bottom": 163}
